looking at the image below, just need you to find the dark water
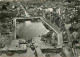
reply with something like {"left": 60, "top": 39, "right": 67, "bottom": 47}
{"left": 17, "top": 21, "right": 49, "bottom": 40}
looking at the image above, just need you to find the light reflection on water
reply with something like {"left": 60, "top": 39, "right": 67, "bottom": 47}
{"left": 17, "top": 21, "right": 49, "bottom": 40}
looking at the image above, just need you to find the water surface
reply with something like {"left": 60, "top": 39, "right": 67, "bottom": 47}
{"left": 17, "top": 21, "right": 49, "bottom": 40}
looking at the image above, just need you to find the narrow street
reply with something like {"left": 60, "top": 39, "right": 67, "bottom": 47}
{"left": 16, "top": 0, "right": 30, "bottom": 17}
{"left": 40, "top": 17, "right": 63, "bottom": 46}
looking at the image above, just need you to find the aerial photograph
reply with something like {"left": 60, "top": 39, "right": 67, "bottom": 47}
{"left": 0, "top": 0, "right": 80, "bottom": 57}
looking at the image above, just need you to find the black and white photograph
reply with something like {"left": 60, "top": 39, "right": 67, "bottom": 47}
{"left": 0, "top": 0, "right": 80, "bottom": 57}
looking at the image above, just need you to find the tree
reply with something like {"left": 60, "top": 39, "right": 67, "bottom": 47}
{"left": 69, "top": 27, "right": 75, "bottom": 33}
{"left": 2, "top": 4, "right": 7, "bottom": 10}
